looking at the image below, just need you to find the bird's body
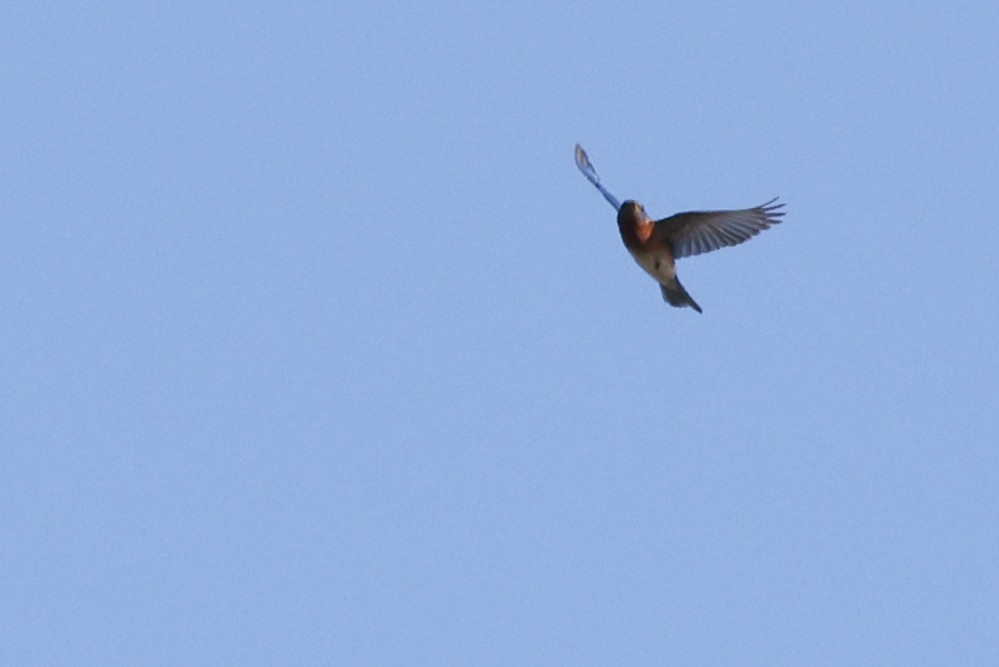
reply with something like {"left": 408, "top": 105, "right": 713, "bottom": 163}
{"left": 574, "top": 144, "right": 785, "bottom": 313}
{"left": 616, "top": 200, "right": 700, "bottom": 311}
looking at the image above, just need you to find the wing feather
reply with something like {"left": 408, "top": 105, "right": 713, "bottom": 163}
{"left": 574, "top": 144, "right": 622, "bottom": 211}
{"left": 656, "top": 198, "right": 785, "bottom": 258}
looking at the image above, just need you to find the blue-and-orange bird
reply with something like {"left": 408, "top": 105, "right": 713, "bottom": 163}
{"left": 574, "top": 144, "right": 785, "bottom": 313}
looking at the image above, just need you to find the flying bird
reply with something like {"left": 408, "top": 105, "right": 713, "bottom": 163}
{"left": 574, "top": 144, "right": 785, "bottom": 313}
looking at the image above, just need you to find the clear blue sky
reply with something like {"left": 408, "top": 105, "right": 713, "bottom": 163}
{"left": 3, "top": 2, "right": 998, "bottom": 664}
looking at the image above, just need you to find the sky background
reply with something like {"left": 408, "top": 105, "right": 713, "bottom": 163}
{"left": 3, "top": 1, "right": 998, "bottom": 664}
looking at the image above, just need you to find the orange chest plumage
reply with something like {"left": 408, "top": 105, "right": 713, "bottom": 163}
{"left": 618, "top": 218, "right": 665, "bottom": 252}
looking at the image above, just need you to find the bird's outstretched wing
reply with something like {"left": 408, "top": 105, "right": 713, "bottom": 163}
{"left": 574, "top": 144, "right": 621, "bottom": 211}
{"left": 655, "top": 198, "right": 785, "bottom": 259}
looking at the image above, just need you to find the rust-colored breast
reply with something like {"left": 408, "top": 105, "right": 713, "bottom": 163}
{"left": 634, "top": 220, "right": 654, "bottom": 244}
{"left": 619, "top": 218, "right": 661, "bottom": 250}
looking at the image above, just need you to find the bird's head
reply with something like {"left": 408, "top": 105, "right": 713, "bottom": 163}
{"left": 617, "top": 200, "right": 649, "bottom": 226}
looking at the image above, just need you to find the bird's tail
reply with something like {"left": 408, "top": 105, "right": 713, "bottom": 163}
{"left": 660, "top": 278, "right": 703, "bottom": 314}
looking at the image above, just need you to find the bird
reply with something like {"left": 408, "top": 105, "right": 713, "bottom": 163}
{"left": 574, "top": 143, "right": 785, "bottom": 313}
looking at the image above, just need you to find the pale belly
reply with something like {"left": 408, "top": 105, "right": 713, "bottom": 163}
{"left": 629, "top": 250, "right": 675, "bottom": 284}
